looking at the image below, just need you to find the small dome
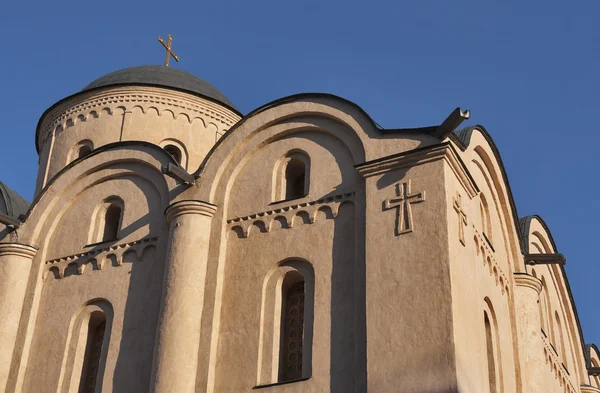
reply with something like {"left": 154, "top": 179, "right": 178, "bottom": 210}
{"left": 82, "top": 65, "right": 236, "bottom": 110}
{"left": 0, "top": 181, "right": 30, "bottom": 219}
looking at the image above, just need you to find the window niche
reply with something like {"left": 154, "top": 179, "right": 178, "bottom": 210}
{"left": 164, "top": 144, "right": 182, "bottom": 166}
{"left": 59, "top": 300, "right": 113, "bottom": 393}
{"left": 256, "top": 260, "right": 314, "bottom": 387}
{"left": 79, "top": 312, "right": 107, "bottom": 393}
{"left": 71, "top": 140, "right": 94, "bottom": 162}
{"left": 159, "top": 139, "right": 188, "bottom": 170}
{"left": 483, "top": 298, "right": 503, "bottom": 393}
{"left": 89, "top": 197, "right": 124, "bottom": 245}
{"left": 272, "top": 151, "right": 310, "bottom": 203}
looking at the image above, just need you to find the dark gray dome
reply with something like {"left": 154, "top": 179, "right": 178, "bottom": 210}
{"left": 0, "top": 181, "right": 30, "bottom": 219}
{"left": 82, "top": 65, "right": 236, "bottom": 110}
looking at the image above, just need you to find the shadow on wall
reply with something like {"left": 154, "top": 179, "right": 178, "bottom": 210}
{"left": 330, "top": 200, "right": 365, "bottom": 393}
{"left": 108, "top": 175, "right": 168, "bottom": 393}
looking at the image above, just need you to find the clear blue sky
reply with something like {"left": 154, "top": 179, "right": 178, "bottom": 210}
{"left": 1, "top": 1, "right": 598, "bottom": 346}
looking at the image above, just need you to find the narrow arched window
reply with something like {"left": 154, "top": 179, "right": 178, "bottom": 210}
{"left": 71, "top": 140, "right": 94, "bottom": 162}
{"left": 285, "top": 158, "right": 306, "bottom": 200}
{"left": 89, "top": 198, "right": 123, "bottom": 245}
{"left": 484, "top": 311, "right": 497, "bottom": 393}
{"left": 78, "top": 145, "right": 92, "bottom": 159}
{"left": 280, "top": 272, "right": 305, "bottom": 382}
{"left": 273, "top": 152, "right": 310, "bottom": 202}
{"left": 79, "top": 311, "right": 107, "bottom": 393}
{"left": 480, "top": 194, "right": 492, "bottom": 243}
{"left": 164, "top": 144, "right": 182, "bottom": 166}
{"left": 102, "top": 204, "right": 121, "bottom": 242}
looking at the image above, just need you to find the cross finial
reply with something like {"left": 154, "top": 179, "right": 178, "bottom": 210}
{"left": 158, "top": 34, "right": 179, "bottom": 67}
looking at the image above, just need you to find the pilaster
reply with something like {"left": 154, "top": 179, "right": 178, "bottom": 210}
{"left": 0, "top": 243, "right": 37, "bottom": 392}
{"left": 151, "top": 200, "right": 217, "bottom": 393}
{"left": 513, "top": 272, "right": 545, "bottom": 393}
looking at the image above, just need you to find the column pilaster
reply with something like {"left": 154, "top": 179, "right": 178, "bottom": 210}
{"left": 152, "top": 200, "right": 217, "bottom": 393}
{"left": 0, "top": 243, "right": 37, "bottom": 392}
{"left": 514, "top": 272, "right": 545, "bottom": 393}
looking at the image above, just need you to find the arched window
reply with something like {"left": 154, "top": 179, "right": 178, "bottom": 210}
{"left": 273, "top": 152, "right": 310, "bottom": 202}
{"left": 484, "top": 311, "right": 497, "bottom": 393}
{"left": 78, "top": 145, "right": 92, "bottom": 159}
{"left": 480, "top": 193, "right": 493, "bottom": 243}
{"left": 79, "top": 311, "right": 107, "bottom": 393}
{"left": 71, "top": 140, "right": 94, "bottom": 162}
{"left": 102, "top": 204, "right": 121, "bottom": 242}
{"left": 280, "top": 272, "right": 305, "bottom": 382}
{"left": 256, "top": 260, "right": 314, "bottom": 386}
{"left": 483, "top": 298, "right": 503, "bottom": 393}
{"left": 89, "top": 197, "right": 123, "bottom": 244}
{"left": 164, "top": 144, "right": 182, "bottom": 166}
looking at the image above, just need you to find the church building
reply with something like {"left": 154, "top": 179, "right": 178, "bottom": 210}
{"left": 0, "top": 61, "right": 599, "bottom": 393}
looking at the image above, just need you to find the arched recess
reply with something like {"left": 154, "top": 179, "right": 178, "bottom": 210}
{"left": 452, "top": 126, "right": 524, "bottom": 273}
{"left": 193, "top": 96, "right": 379, "bottom": 203}
{"left": 18, "top": 142, "right": 179, "bottom": 247}
{"left": 88, "top": 196, "right": 124, "bottom": 245}
{"left": 69, "top": 140, "right": 94, "bottom": 163}
{"left": 56, "top": 299, "right": 114, "bottom": 393}
{"left": 483, "top": 297, "right": 504, "bottom": 393}
{"left": 257, "top": 259, "right": 315, "bottom": 386}
{"left": 520, "top": 215, "right": 588, "bottom": 384}
{"left": 272, "top": 150, "right": 311, "bottom": 202}
{"left": 12, "top": 143, "right": 179, "bottom": 392}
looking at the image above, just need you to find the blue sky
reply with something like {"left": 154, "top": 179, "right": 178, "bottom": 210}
{"left": 1, "top": 1, "right": 599, "bottom": 347}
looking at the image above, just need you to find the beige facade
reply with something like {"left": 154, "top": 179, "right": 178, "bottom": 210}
{"left": 0, "top": 65, "right": 598, "bottom": 393}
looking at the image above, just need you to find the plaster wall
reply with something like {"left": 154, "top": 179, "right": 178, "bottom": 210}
{"left": 443, "top": 162, "right": 518, "bottom": 393}
{"left": 363, "top": 161, "right": 457, "bottom": 392}
{"left": 206, "top": 130, "right": 358, "bottom": 392}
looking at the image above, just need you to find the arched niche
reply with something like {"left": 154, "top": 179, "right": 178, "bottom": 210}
{"left": 56, "top": 299, "right": 114, "bottom": 393}
{"left": 159, "top": 139, "right": 189, "bottom": 170}
{"left": 256, "top": 259, "right": 314, "bottom": 386}
{"left": 272, "top": 150, "right": 311, "bottom": 202}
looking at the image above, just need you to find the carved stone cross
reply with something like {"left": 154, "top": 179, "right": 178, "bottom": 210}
{"left": 383, "top": 180, "right": 426, "bottom": 235}
{"left": 453, "top": 192, "right": 468, "bottom": 246}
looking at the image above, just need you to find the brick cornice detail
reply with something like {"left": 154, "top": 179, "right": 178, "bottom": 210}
{"left": 355, "top": 142, "right": 479, "bottom": 198}
{"left": 38, "top": 87, "right": 241, "bottom": 148}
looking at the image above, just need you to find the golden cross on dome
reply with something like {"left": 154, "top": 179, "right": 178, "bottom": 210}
{"left": 158, "top": 34, "right": 179, "bottom": 67}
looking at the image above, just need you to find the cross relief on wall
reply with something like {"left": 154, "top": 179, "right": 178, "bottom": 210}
{"left": 383, "top": 180, "right": 426, "bottom": 235}
{"left": 453, "top": 192, "right": 468, "bottom": 246}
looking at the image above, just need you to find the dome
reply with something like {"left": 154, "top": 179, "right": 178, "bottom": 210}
{"left": 81, "top": 65, "right": 237, "bottom": 110}
{"left": 0, "top": 181, "right": 30, "bottom": 219}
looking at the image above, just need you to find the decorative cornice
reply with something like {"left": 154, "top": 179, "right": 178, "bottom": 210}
{"left": 0, "top": 243, "right": 38, "bottom": 259}
{"left": 165, "top": 200, "right": 217, "bottom": 223}
{"left": 38, "top": 87, "right": 240, "bottom": 149}
{"left": 354, "top": 142, "right": 479, "bottom": 198}
{"left": 45, "top": 237, "right": 157, "bottom": 279}
{"left": 228, "top": 192, "right": 354, "bottom": 238}
{"left": 542, "top": 335, "right": 578, "bottom": 393}
{"left": 474, "top": 229, "right": 510, "bottom": 297}
{"left": 513, "top": 273, "right": 543, "bottom": 294}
